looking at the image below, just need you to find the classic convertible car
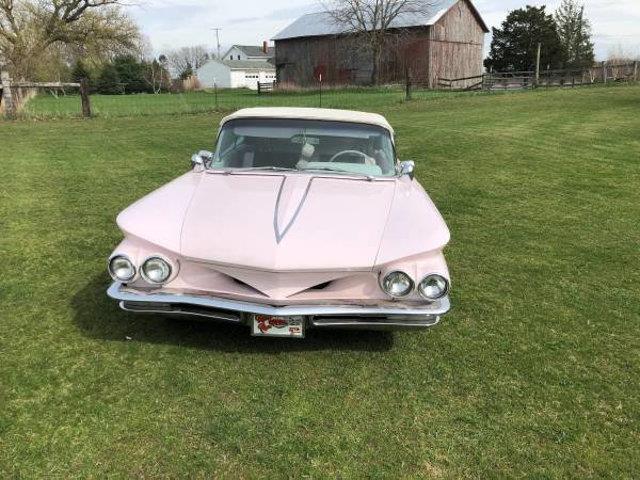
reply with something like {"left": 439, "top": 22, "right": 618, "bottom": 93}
{"left": 107, "top": 107, "right": 451, "bottom": 338}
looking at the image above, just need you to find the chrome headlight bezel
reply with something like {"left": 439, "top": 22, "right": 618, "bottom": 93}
{"left": 418, "top": 274, "right": 450, "bottom": 301}
{"left": 108, "top": 255, "right": 136, "bottom": 282}
{"left": 380, "top": 271, "right": 415, "bottom": 298}
{"left": 140, "top": 256, "right": 173, "bottom": 285}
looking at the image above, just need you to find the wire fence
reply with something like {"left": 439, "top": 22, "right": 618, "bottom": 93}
{"left": 2, "top": 61, "right": 639, "bottom": 120}
{"left": 11, "top": 84, "right": 468, "bottom": 120}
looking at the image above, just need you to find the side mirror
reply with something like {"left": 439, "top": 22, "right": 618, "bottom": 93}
{"left": 191, "top": 150, "right": 213, "bottom": 168}
{"left": 398, "top": 160, "right": 415, "bottom": 180}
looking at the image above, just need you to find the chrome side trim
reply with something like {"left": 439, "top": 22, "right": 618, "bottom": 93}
{"left": 107, "top": 282, "right": 450, "bottom": 317}
{"left": 119, "top": 301, "right": 241, "bottom": 323}
{"left": 311, "top": 317, "right": 440, "bottom": 330}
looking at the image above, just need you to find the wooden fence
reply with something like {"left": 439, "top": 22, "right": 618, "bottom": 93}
{"left": 438, "top": 61, "right": 639, "bottom": 92}
{"left": 1, "top": 64, "right": 91, "bottom": 119}
{"left": 257, "top": 81, "right": 276, "bottom": 95}
{"left": 438, "top": 74, "right": 485, "bottom": 91}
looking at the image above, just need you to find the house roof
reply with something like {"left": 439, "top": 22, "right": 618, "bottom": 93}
{"left": 199, "top": 59, "right": 275, "bottom": 71}
{"left": 221, "top": 107, "right": 394, "bottom": 133}
{"left": 272, "top": 0, "right": 488, "bottom": 41}
{"left": 224, "top": 60, "right": 275, "bottom": 70}
{"left": 231, "top": 45, "right": 275, "bottom": 58}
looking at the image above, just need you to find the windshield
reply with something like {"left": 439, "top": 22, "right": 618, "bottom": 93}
{"left": 211, "top": 118, "right": 396, "bottom": 177}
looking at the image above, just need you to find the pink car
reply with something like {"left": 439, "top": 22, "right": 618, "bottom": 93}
{"left": 107, "top": 107, "right": 451, "bottom": 338}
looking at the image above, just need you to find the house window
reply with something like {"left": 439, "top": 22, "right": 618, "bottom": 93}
{"left": 237, "top": 55, "right": 241, "bottom": 60}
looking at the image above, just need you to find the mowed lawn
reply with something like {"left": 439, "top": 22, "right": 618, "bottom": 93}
{"left": 23, "top": 87, "right": 454, "bottom": 118}
{"left": 1, "top": 86, "right": 639, "bottom": 478}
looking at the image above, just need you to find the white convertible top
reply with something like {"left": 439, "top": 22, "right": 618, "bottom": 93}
{"left": 220, "top": 107, "right": 394, "bottom": 134}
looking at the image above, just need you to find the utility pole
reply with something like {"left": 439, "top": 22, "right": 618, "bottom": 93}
{"left": 535, "top": 42, "right": 541, "bottom": 87}
{"left": 211, "top": 28, "right": 222, "bottom": 59}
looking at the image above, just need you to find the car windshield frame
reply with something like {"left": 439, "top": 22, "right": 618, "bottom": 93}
{"left": 208, "top": 118, "right": 398, "bottom": 178}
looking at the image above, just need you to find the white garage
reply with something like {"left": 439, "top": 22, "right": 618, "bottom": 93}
{"left": 196, "top": 60, "right": 276, "bottom": 90}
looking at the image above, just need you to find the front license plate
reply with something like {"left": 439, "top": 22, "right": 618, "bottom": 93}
{"left": 251, "top": 315, "right": 305, "bottom": 338}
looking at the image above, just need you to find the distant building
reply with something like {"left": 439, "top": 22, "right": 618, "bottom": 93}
{"left": 196, "top": 59, "right": 276, "bottom": 90}
{"left": 223, "top": 43, "right": 275, "bottom": 63}
{"left": 272, "top": 0, "right": 488, "bottom": 88}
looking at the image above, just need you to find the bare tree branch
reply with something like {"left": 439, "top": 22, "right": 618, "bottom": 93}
{"left": 164, "top": 45, "right": 210, "bottom": 79}
{"left": 1, "top": 0, "right": 138, "bottom": 78}
{"left": 321, "top": 0, "right": 433, "bottom": 84}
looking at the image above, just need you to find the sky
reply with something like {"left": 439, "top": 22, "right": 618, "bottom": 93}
{"left": 130, "top": 0, "right": 640, "bottom": 61}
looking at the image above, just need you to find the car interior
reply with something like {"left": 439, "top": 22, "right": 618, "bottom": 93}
{"left": 211, "top": 120, "right": 396, "bottom": 176}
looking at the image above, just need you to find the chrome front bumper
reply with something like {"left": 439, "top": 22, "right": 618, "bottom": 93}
{"left": 107, "top": 282, "right": 450, "bottom": 331}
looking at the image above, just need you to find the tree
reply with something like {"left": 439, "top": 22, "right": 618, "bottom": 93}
{"left": 555, "top": 0, "right": 594, "bottom": 70}
{"left": 143, "top": 58, "right": 171, "bottom": 94}
{"left": 71, "top": 60, "right": 91, "bottom": 83}
{"left": 113, "top": 55, "right": 147, "bottom": 93}
{"left": 485, "top": 6, "right": 564, "bottom": 72}
{"left": 164, "top": 46, "right": 209, "bottom": 80}
{"left": 96, "top": 55, "right": 163, "bottom": 94}
{"left": 96, "top": 63, "right": 122, "bottom": 95}
{"left": 322, "top": 0, "right": 432, "bottom": 85}
{"left": 0, "top": 0, "right": 139, "bottom": 79}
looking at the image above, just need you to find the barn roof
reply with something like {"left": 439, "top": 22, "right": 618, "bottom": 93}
{"left": 272, "top": 0, "right": 488, "bottom": 41}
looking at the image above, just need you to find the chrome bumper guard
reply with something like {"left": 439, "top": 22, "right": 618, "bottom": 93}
{"left": 107, "top": 282, "right": 450, "bottom": 330}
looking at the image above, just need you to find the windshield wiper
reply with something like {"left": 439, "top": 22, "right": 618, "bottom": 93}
{"left": 300, "top": 166, "right": 375, "bottom": 180}
{"left": 226, "top": 166, "right": 299, "bottom": 174}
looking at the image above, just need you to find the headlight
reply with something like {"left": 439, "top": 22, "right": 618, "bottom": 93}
{"left": 108, "top": 256, "right": 136, "bottom": 282}
{"left": 141, "top": 257, "right": 172, "bottom": 284}
{"left": 381, "top": 271, "right": 414, "bottom": 297}
{"left": 418, "top": 274, "right": 449, "bottom": 300}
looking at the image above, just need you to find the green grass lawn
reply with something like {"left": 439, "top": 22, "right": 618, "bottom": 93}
{"left": 22, "top": 86, "right": 471, "bottom": 118}
{"left": 1, "top": 86, "right": 639, "bottom": 478}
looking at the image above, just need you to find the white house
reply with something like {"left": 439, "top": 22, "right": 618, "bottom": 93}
{"left": 223, "top": 43, "right": 274, "bottom": 63}
{"left": 196, "top": 59, "right": 276, "bottom": 90}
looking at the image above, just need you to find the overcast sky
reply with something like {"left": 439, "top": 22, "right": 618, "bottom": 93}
{"left": 131, "top": 0, "right": 640, "bottom": 60}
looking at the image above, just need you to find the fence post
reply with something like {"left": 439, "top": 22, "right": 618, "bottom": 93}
{"left": 80, "top": 78, "right": 91, "bottom": 118}
{"left": 602, "top": 61, "right": 607, "bottom": 84}
{"left": 634, "top": 61, "right": 639, "bottom": 82}
{"left": 535, "top": 42, "right": 541, "bottom": 87}
{"left": 404, "top": 66, "right": 412, "bottom": 101}
{"left": 0, "top": 64, "right": 16, "bottom": 119}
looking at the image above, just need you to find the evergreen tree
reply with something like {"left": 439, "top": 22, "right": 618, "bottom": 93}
{"left": 555, "top": 0, "right": 595, "bottom": 69}
{"left": 485, "top": 6, "right": 565, "bottom": 72}
{"left": 96, "top": 55, "right": 155, "bottom": 94}
{"left": 96, "top": 63, "right": 122, "bottom": 95}
{"left": 113, "top": 55, "right": 148, "bottom": 93}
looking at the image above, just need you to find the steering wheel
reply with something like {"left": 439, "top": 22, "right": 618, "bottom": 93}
{"left": 329, "top": 150, "right": 368, "bottom": 164}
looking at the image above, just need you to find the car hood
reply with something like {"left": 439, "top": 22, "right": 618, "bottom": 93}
{"left": 117, "top": 171, "right": 450, "bottom": 271}
{"left": 181, "top": 172, "right": 395, "bottom": 271}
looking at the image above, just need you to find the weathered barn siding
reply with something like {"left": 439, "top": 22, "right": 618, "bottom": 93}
{"left": 428, "top": 0, "right": 485, "bottom": 87}
{"left": 276, "top": 36, "right": 373, "bottom": 85}
{"left": 276, "top": 30, "right": 435, "bottom": 86}
{"left": 274, "top": 0, "right": 486, "bottom": 88}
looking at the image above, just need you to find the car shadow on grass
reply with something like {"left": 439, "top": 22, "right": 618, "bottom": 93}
{"left": 72, "top": 274, "right": 394, "bottom": 353}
